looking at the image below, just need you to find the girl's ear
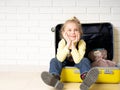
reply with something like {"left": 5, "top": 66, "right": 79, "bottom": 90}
{"left": 62, "top": 30, "right": 64, "bottom": 34}
{"left": 61, "top": 30, "right": 64, "bottom": 36}
{"left": 60, "top": 30, "right": 65, "bottom": 39}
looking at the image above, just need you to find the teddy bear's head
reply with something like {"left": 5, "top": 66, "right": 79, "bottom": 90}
{"left": 88, "top": 48, "right": 107, "bottom": 62}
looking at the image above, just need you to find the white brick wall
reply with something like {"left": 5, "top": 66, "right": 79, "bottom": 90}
{"left": 0, "top": 0, "right": 120, "bottom": 66}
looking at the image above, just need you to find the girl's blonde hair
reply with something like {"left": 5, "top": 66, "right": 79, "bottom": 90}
{"left": 60, "top": 16, "right": 83, "bottom": 39}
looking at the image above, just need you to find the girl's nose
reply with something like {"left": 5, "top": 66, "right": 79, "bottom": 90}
{"left": 71, "top": 30, "right": 75, "bottom": 34}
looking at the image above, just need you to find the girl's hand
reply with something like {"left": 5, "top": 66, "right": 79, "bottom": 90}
{"left": 62, "top": 32, "right": 71, "bottom": 49}
{"left": 71, "top": 33, "right": 80, "bottom": 49}
{"left": 63, "top": 32, "right": 70, "bottom": 43}
{"left": 74, "top": 33, "right": 80, "bottom": 43}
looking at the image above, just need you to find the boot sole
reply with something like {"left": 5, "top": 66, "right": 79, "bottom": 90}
{"left": 41, "top": 71, "right": 64, "bottom": 89}
{"left": 80, "top": 67, "right": 99, "bottom": 90}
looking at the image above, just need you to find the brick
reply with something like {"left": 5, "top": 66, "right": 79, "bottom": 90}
{"left": 87, "top": 7, "right": 110, "bottom": 14}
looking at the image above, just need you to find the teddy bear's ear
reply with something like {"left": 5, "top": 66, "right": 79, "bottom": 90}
{"left": 101, "top": 49, "right": 107, "bottom": 59}
{"left": 88, "top": 51, "right": 96, "bottom": 61}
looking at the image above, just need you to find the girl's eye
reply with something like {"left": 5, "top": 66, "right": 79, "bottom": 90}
{"left": 68, "top": 29, "right": 71, "bottom": 31}
{"left": 75, "top": 29, "right": 79, "bottom": 31}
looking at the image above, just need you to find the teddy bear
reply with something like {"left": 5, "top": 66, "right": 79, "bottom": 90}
{"left": 88, "top": 48, "right": 116, "bottom": 67}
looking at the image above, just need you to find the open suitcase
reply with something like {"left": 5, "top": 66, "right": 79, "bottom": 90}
{"left": 52, "top": 22, "right": 120, "bottom": 83}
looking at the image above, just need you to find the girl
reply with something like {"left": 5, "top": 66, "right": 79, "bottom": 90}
{"left": 41, "top": 17, "right": 99, "bottom": 90}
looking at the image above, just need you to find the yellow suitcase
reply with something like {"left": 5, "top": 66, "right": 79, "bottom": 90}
{"left": 96, "top": 67, "right": 120, "bottom": 83}
{"left": 60, "top": 67, "right": 120, "bottom": 83}
{"left": 60, "top": 67, "right": 83, "bottom": 82}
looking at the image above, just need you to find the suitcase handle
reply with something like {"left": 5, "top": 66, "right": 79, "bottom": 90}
{"left": 51, "top": 27, "right": 55, "bottom": 32}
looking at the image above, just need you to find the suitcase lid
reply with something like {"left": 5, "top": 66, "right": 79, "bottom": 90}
{"left": 54, "top": 22, "right": 113, "bottom": 60}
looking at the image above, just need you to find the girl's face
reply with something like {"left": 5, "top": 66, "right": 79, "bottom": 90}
{"left": 63, "top": 22, "right": 80, "bottom": 41}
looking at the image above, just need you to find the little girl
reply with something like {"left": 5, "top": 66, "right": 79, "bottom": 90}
{"left": 41, "top": 17, "right": 99, "bottom": 90}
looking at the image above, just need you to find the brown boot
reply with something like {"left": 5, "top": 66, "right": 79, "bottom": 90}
{"left": 41, "top": 71, "right": 64, "bottom": 90}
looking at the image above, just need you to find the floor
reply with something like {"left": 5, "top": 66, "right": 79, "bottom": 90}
{"left": 0, "top": 65, "right": 120, "bottom": 90}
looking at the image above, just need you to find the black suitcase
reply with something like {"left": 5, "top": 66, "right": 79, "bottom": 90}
{"left": 53, "top": 23, "right": 113, "bottom": 60}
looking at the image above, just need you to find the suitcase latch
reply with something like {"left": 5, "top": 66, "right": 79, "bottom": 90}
{"left": 74, "top": 69, "right": 80, "bottom": 74}
{"left": 104, "top": 69, "right": 113, "bottom": 74}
